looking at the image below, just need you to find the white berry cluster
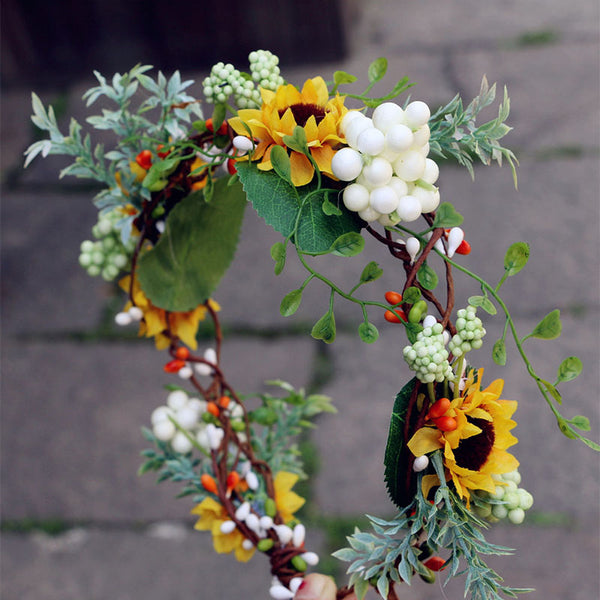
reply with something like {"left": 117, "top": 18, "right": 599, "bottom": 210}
{"left": 403, "top": 323, "right": 454, "bottom": 383}
{"left": 448, "top": 306, "right": 486, "bottom": 357}
{"left": 150, "top": 388, "right": 245, "bottom": 454}
{"left": 472, "top": 470, "right": 534, "bottom": 525}
{"left": 78, "top": 210, "right": 135, "bottom": 280}
{"left": 331, "top": 101, "right": 440, "bottom": 226}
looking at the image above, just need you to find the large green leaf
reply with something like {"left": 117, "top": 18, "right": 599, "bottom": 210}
{"left": 137, "top": 177, "right": 247, "bottom": 311}
{"left": 236, "top": 161, "right": 362, "bottom": 254}
{"left": 384, "top": 378, "right": 419, "bottom": 509}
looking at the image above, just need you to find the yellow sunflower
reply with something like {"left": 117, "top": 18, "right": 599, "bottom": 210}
{"left": 408, "top": 369, "right": 519, "bottom": 504}
{"left": 191, "top": 497, "right": 255, "bottom": 562}
{"left": 119, "top": 274, "right": 219, "bottom": 350}
{"left": 273, "top": 471, "right": 305, "bottom": 523}
{"left": 228, "top": 77, "right": 347, "bottom": 186}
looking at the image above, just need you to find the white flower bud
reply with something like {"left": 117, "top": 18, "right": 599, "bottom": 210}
{"left": 245, "top": 513, "right": 260, "bottom": 534}
{"left": 128, "top": 306, "right": 143, "bottom": 321}
{"left": 405, "top": 237, "right": 420, "bottom": 264}
{"left": 292, "top": 523, "right": 306, "bottom": 547}
{"left": 274, "top": 524, "right": 293, "bottom": 545}
{"left": 242, "top": 538, "right": 254, "bottom": 551}
{"left": 300, "top": 551, "right": 319, "bottom": 566}
{"left": 269, "top": 584, "right": 295, "bottom": 599}
{"left": 245, "top": 470, "right": 259, "bottom": 490}
{"left": 260, "top": 516, "right": 274, "bottom": 530}
{"left": 220, "top": 520, "right": 237, "bottom": 534}
{"left": 235, "top": 502, "right": 251, "bottom": 521}
{"left": 178, "top": 366, "right": 193, "bottom": 379}
{"left": 194, "top": 362, "right": 212, "bottom": 377}
{"left": 115, "top": 312, "right": 132, "bottom": 326}
{"left": 422, "top": 315, "right": 437, "bottom": 328}
{"left": 447, "top": 227, "right": 465, "bottom": 258}
{"left": 204, "top": 348, "right": 217, "bottom": 364}
{"left": 233, "top": 136, "right": 254, "bottom": 153}
{"left": 413, "top": 455, "right": 429, "bottom": 472}
{"left": 289, "top": 577, "right": 304, "bottom": 594}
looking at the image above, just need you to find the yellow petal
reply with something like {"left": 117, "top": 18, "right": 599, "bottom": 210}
{"left": 278, "top": 108, "right": 298, "bottom": 137}
{"left": 274, "top": 471, "right": 300, "bottom": 492}
{"left": 310, "top": 146, "right": 335, "bottom": 176}
{"left": 289, "top": 152, "right": 314, "bottom": 186}
{"left": 235, "top": 541, "right": 256, "bottom": 562}
{"left": 213, "top": 531, "right": 238, "bottom": 554}
{"left": 303, "top": 115, "right": 319, "bottom": 142}
{"left": 421, "top": 473, "right": 441, "bottom": 499}
{"left": 407, "top": 427, "right": 443, "bottom": 456}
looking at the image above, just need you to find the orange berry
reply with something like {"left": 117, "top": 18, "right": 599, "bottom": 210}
{"left": 201, "top": 473, "right": 218, "bottom": 494}
{"left": 428, "top": 397, "right": 451, "bottom": 420}
{"left": 227, "top": 157, "right": 237, "bottom": 175}
{"left": 226, "top": 471, "right": 240, "bottom": 491}
{"left": 206, "top": 118, "right": 228, "bottom": 136}
{"left": 207, "top": 402, "right": 220, "bottom": 417}
{"left": 434, "top": 416, "right": 458, "bottom": 432}
{"left": 384, "top": 309, "right": 407, "bottom": 324}
{"left": 218, "top": 395, "right": 230, "bottom": 409}
{"left": 455, "top": 240, "right": 471, "bottom": 255}
{"left": 163, "top": 359, "right": 186, "bottom": 373}
{"left": 424, "top": 556, "right": 446, "bottom": 572}
{"left": 135, "top": 149, "right": 153, "bottom": 170}
{"left": 175, "top": 347, "right": 190, "bottom": 360}
{"left": 384, "top": 291, "right": 403, "bottom": 305}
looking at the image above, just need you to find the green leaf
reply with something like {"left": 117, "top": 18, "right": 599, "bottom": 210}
{"left": 358, "top": 321, "right": 379, "bottom": 343}
{"left": 492, "top": 339, "right": 507, "bottom": 366}
{"left": 568, "top": 415, "right": 591, "bottom": 431}
{"left": 432, "top": 202, "right": 464, "bottom": 228}
{"left": 557, "top": 417, "right": 578, "bottom": 439}
{"left": 504, "top": 242, "right": 530, "bottom": 276}
{"left": 417, "top": 262, "right": 438, "bottom": 290}
{"left": 579, "top": 436, "right": 600, "bottom": 451}
{"left": 384, "top": 378, "right": 418, "bottom": 509}
{"left": 334, "top": 71, "right": 358, "bottom": 86}
{"left": 211, "top": 103, "right": 227, "bottom": 134}
{"left": 540, "top": 379, "right": 562, "bottom": 405}
{"left": 352, "top": 578, "right": 369, "bottom": 600}
{"left": 280, "top": 289, "right": 303, "bottom": 317}
{"left": 556, "top": 356, "right": 583, "bottom": 384}
{"left": 270, "top": 242, "right": 286, "bottom": 275}
{"left": 250, "top": 407, "right": 278, "bottom": 426}
{"left": 368, "top": 57, "right": 388, "bottom": 83}
{"left": 236, "top": 162, "right": 362, "bottom": 254}
{"left": 402, "top": 286, "right": 422, "bottom": 305}
{"left": 405, "top": 322, "right": 423, "bottom": 344}
{"left": 322, "top": 197, "right": 342, "bottom": 216}
{"left": 468, "top": 295, "right": 497, "bottom": 315}
{"left": 311, "top": 311, "right": 336, "bottom": 343}
{"left": 359, "top": 261, "right": 383, "bottom": 284}
{"left": 137, "top": 179, "right": 246, "bottom": 311}
{"left": 330, "top": 232, "right": 365, "bottom": 257}
{"left": 270, "top": 145, "right": 292, "bottom": 184}
{"left": 530, "top": 309, "right": 562, "bottom": 340}
{"left": 282, "top": 125, "right": 309, "bottom": 155}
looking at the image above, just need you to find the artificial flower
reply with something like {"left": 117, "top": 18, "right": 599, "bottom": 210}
{"left": 119, "top": 274, "right": 219, "bottom": 350}
{"left": 273, "top": 471, "right": 305, "bottom": 523}
{"left": 191, "top": 497, "right": 255, "bottom": 562}
{"left": 408, "top": 369, "right": 519, "bottom": 504}
{"left": 229, "top": 77, "right": 348, "bottom": 186}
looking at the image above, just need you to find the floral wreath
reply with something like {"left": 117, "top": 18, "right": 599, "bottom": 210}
{"left": 25, "top": 51, "right": 598, "bottom": 600}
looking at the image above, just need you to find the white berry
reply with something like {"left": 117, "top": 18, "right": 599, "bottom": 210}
{"left": 357, "top": 127, "right": 385, "bottom": 155}
{"left": 372, "top": 102, "right": 404, "bottom": 132}
{"left": 331, "top": 147, "right": 363, "bottom": 181}
{"left": 362, "top": 157, "right": 393, "bottom": 186}
{"left": 153, "top": 419, "right": 176, "bottom": 441}
{"left": 167, "top": 390, "right": 188, "bottom": 411}
{"left": 393, "top": 151, "right": 426, "bottom": 181}
{"left": 404, "top": 101, "right": 431, "bottom": 129}
{"left": 342, "top": 183, "right": 370, "bottom": 211}
{"left": 386, "top": 123, "right": 414, "bottom": 152}
{"left": 370, "top": 186, "right": 399, "bottom": 214}
{"left": 171, "top": 432, "right": 193, "bottom": 454}
{"left": 396, "top": 195, "right": 422, "bottom": 222}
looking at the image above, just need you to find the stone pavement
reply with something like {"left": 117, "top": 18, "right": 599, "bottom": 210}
{"left": 1, "top": 2, "right": 599, "bottom": 599}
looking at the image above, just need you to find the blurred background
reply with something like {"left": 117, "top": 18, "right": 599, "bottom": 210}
{"left": 1, "top": 1, "right": 599, "bottom": 599}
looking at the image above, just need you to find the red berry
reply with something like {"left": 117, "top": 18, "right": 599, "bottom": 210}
{"left": 206, "top": 402, "right": 220, "bottom": 417}
{"left": 227, "top": 157, "right": 237, "bottom": 175}
{"left": 175, "top": 347, "right": 190, "bottom": 360}
{"left": 163, "top": 359, "right": 186, "bottom": 373}
{"left": 135, "top": 149, "right": 153, "bottom": 170}
{"left": 428, "top": 397, "right": 450, "bottom": 420}
{"left": 206, "top": 118, "right": 228, "bottom": 136}
{"left": 424, "top": 556, "right": 446, "bottom": 572}
{"left": 434, "top": 416, "right": 458, "bottom": 432}
{"left": 156, "top": 144, "right": 170, "bottom": 159}
{"left": 384, "top": 309, "right": 407, "bottom": 324}
{"left": 384, "top": 291, "right": 403, "bottom": 305}
{"left": 455, "top": 240, "right": 471, "bottom": 255}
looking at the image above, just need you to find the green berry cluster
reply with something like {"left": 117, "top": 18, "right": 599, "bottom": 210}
{"left": 403, "top": 323, "right": 454, "bottom": 383}
{"left": 78, "top": 211, "right": 135, "bottom": 280}
{"left": 472, "top": 470, "right": 534, "bottom": 525}
{"left": 248, "top": 50, "right": 284, "bottom": 92}
{"left": 448, "top": 306, "right": 486, "bottom": 357}
{"left": 202, "top": 62, "right": 261, "bottom": 108}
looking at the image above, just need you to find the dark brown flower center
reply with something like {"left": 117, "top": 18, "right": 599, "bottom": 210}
{"left": 453, "top": 418, "right": 495, "bottom": 471}
{"left": 280, "top": 103, "right": 325, "bottom": 127}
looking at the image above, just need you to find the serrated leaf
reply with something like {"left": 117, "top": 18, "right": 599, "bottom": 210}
{"left": 333, "top": 70, "right": 358, "bottom": 85}
{"left": 137, "top": 178, "right": 246, "bottom": 311}
{"left": 468, "top": 295, "right": 497, "bottom": 315}
{"left": 358, "top": 321, "right": 379, "bottom": 343}
{"left": 530, "top": 309, "right": 562, "bottom": 340}
{"left": 237, "top": 162, "right": 362, "bottom": 254}
{"left": 270, "top": 145, "right": 292, "bottom": 184}
{"left": 270, "top": 241, "right": 286, "bottom": 275}
{"left": 568, "top": 415, "right": 591, "bottom": 431}
{"left": 311, "top": 311, "right": 336, "bottom": 343}
{"left": 384, "top": 378, "right": 418, "bottom": 508}
{"left": 359, "top": 261, "right": 383, "bottom": 284}
{"left": 492, "top": 339, "right": 507, "bottom": 366}
{"left": 432, "top": 202, "right": 464, "bottom": 228}
{"left": 417, "top": 262, "right": 438, "bottom": 290}
{"left": 556, "top": 356, "right": 583, "bottom": 384}
{"left": 368, "top": 57, "right": 388, "bottom": 83}
{"left": 504, "top": 242, "right": 530, "bottom": 276}
{"left": 402, "top": 286, "right": 422, "bottom": 305}
{"left": 330, "top": 231, "right": 365, "bottom": 256}
{"left": 280, "top": 289, "right": 303, "bottom": 317}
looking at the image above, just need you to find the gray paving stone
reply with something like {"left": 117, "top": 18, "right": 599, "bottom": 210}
{"left": 451, "top": 42, "right": 600, "bottom": 151}
{"left": 312, "top": 310, "right": 599, "bottom": 520}
{"left": 1, "top": 337, "right": 315, "bottom": 522}
{"left": 1, "top": 191, "right": 109, "bottom": 335}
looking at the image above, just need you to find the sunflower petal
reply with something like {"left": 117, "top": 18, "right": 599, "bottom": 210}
{"left": 408, "top": 427, "right": 443, "bottom": 456}
{"left": 289, "top": 152, "right": 314, "bottom": 186}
